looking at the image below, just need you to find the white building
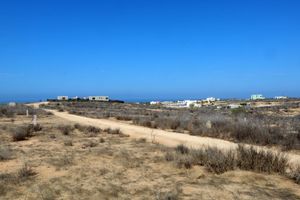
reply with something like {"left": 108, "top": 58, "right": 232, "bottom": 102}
{"left": 71, "top": 96, "right": 80, "bottom": 100}
{"left": 57, "top": 96, "right": 68, "bottom": 101}
{"left": 274, "top": 96, "right": 288, "bottom": 100}
{"left": 206, "top": 97, "right": 218, "bottom": 102}
{"left": 228, "top": 104, "right": 241, "bottom": 109}
{"left": 250, "top": 94, "right": 265, "bottom": 100}
{"left": 150, "top": 101, "right": 160, "bottom": 105}
{"left": 88, "top": 96, "right": 109, "bottom": 101}
{"left": 8, "top": 102, "right": 16, "bottom": 107}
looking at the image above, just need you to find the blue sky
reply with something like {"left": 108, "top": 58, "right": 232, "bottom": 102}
{"left": 0, "top": 0, "right": 300, "bottom": 102}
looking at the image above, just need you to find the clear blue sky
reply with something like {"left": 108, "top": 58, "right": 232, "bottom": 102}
{"left": 1, "top": 0, "right": 300, "bottom": 102}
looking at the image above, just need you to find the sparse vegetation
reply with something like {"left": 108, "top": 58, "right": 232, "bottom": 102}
{"left": 0, "top": 104, "right": 299, "bottom": 199}
{"left": 41, "top": 101, "right": 300, "bottom": 150}
{"left": 165, "top": 144, "right": 297, "bottom": 184}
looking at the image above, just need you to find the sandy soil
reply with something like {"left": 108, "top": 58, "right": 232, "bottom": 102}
{"left": 1, "top": 113, "right": 300, "bottom": 199}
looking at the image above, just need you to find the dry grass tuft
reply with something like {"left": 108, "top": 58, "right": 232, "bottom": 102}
{"left": 0, "top": 146, "right": 12, "bottom": 161}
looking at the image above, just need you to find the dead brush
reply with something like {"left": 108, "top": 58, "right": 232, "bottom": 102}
{"left": 0, "top": 146, "right": 12, "bottom": 161}
{"left": 17, "top": 163, "right": 36, "bottom": 181}
{"left": 12, "top": 127, "right": 28, "bottom": 141}
{"left": 237, "top": 145, "right": 288, "bottom": 174}
{"left": 58, "top": 125, "right": 74, "bottom": 136}
{"left": 82, "top": 140, "right": 98, "bottom": 148}
{"left": 11, "top": 124, "right": 42, "bottom": 141}
{"left": 74, "top": 124, "right": 101, "bottom": 136}
{"left": 289, "top": 166, "right": 300, "bottom": 184}
{"left": 166, "top": 144, "right": 288, "bottom": 175}
{"left": 105, "top": 128, "right": 123, "bottom": 135}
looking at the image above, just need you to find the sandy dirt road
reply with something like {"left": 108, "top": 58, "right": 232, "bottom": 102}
{"left": 28, "top": 102, "right": 300, "bottom": 166}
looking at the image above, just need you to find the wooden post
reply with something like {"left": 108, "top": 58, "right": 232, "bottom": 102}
{"left": 26, "top": 109, "right": 29, "bottom": 117}
{"left": 32, "top": 115, "right": 37, "bottom": 126}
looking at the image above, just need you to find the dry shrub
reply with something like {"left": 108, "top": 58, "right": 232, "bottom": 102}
{"left": 12, "top": 127, "right": 28, "bottom": 141}
{"left": 58, "top": 125, "right": 73, "bottom": 135}
{"left": 135, "top": 138, "right": 147, "bottom": 143}
{"left": 85, "top": 126, "right": 101, "bottom": 133}
{"left": 175, "top": 155, "right": 193, "bottom": 169}
{"left": 167, "top": 144, "right": 288, "bottom": 175}
{"left": 17, "top": 164, "right": 36, "bottom": 181}
{"left": 165, "top": 151, "right": 175, "bottom": 162}
{"left": 237, "top": 145, "right": 288, "bottom": 174}
{"left": 12, "top": 124, "right": 42, "bottom": 141}
{"left": 202, "top": 148, "right": 236, "bottom": 174}
{"left": 82, "top": 140, "right": 98, "bottom": 148}
{"left": 74, "top": 124, "right": 101, "bottom": 136}
{"left": 105, "top": 128, "right": 122, "bottom": 135}
{"left": 289, "top": 167, "right": 300, "bottom": 184}
{"left": 64, "top": 139, "right": 73, "bottom": 146}
{"left": 48, "top": 154, "right": 74, "bottom": 168}
{"left": 99, "top": 138, "right": 105, "bottom": 143}
{"left": 175, "top": 144, "right": 189, "bottom": 154}
{"left": 0, "top": 147, "right": 12, "bottom": 161}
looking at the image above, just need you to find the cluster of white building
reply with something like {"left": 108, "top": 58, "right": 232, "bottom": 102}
{"left": 250, "top": 94, "right": 288, "bottom": 100}
{"left": 57, "top": 96, "right": 109, "bottom": 101}
{"left": 150, "top": 97, "right": 220, "bottom": 108}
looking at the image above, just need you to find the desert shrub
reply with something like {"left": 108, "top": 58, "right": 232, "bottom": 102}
{"left": 64, "top": 139, "right": 73, "bottom": 146}
{"left": 187, "top": 147, "right": 236, "bottom": 174}
{"left": 58, "top": 125, "right": 73, "bottom": 135}
{"left": 82, "top": 140, "right": 98, "bottom": 148}
{"left": 27, "top": 124, "right": 42, "bottom": 133}
{"left": 158, "top": 186, "right": 181, "bottom": 200}
{"left": 0, "top": 147, "right": 12, "bottom": 161}
{"left": 175, "top": 144, "right": 189, "bottom": 154}
{"left": 231, "top": 107, "right": 247, "bottom": 116}
{"left": 12, "top": 124, "right": 43, "bottom": 141}
{"left": 166, "top": 145, "right": 288, "bottom": 175}
{"left": 105, "top": 128, "right": 122, "bottom": 135}
{"left": 203, "top": 148, "right": 236, "bottom": 174}
{"left": 86, "top": 126, "right": 101, "bottom": 133}
{"left": 48, "top": 154, "right": 74, "bottom": 168}
{"left": 116, "top": 115, "right": 132, "bottom": 121}
{"left": 135, "top": 138, "right": 147, "bottom": 143}
{"left": 100, "top": 138, "right": 105, "bottom": 143}
{"left": 12, "top": 127, "right": 28, "bottom": 141}
{"left": 283, "top": 134, "right": 300, "bottom": 151}
{"left": 75, "top": 124, "right": 101, "bottom": 135}
{"left": 17, "top": 164, "right": 36, "bottom": 181}
{"left": 237, "top": 145, "right": 288, "bottom": 174}
{"left": 0, "top": 106, "right": 15, "bottom": 118}
{"left": 165, "top": 151, "right": 175, "bottom": 161}
{"left": 289, "top": 167, "right": 300, "bottom": 184}
{"left": 175, "top": 155, "right": 193, "bottom": 169}
{"left": 74, "top": 123, "right": 81, "bottom": 129}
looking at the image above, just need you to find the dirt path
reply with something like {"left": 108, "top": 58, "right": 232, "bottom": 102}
{"left": 28, "top": 102, "right": 300, "bottom": 166}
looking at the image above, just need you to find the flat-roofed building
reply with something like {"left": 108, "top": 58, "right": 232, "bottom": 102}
{"left": 57, "top": 96, "right": 69, "bottom": 101}
{"left": 275, "top": 96, "right": 288, "bottom": 100}
{"left": 250, "top": 94, "right": 265, "bottom": 100}
{"left": 88, "top": 96, "right": 109, "bottom": 101}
